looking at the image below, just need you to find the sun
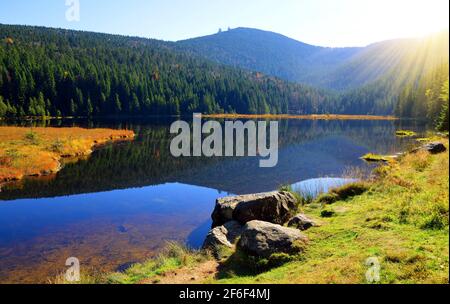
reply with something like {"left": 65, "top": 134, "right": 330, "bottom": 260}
{"left": 396, "top": 0, "right": 449, "bottom": 37}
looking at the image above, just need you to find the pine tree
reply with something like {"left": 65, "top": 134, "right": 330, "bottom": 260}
{"left": 0, "top": 96, "right": 7, "bottom": 117}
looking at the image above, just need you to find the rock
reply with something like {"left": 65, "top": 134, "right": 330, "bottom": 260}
{"left": 238, "top": 220, "right": 308, "bottom": 258}
{"left": 412, "top": 142, "right": 447, "bottom": 154}
{"left": 423, "top": 142, "right": 446, "bottom": 154}
{"left": 287, "top": 214, "right": 317, "bottom": 231}
{"left": 202, "top": 221, "right": 243, "bottom": 250}
{"left": 211, "top": 191, "right": 297, "bottom": 227}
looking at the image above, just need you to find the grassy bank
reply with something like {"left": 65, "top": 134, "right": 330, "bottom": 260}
{"left": 215, "top": 143, "right": 448, "bottom": 284}
{"left": 70, "top": 137, "right": 448, "bottom": 284}
{"left": 200, "top": 114, "right": 398, "bottom": 121}
{"left": 0, "top": 127, "right": 135, "bottom": 183}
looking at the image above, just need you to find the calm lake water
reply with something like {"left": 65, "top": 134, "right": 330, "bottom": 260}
{"left": 0, "top": 118, "right": 428, "bottom": 283}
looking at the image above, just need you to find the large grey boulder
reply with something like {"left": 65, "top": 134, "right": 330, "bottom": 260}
{"left": 238, "top": 220, "right": 308, "bottom": 258}
{"left": 202, "top": 221, "right": 243, "bottom": 250}
{"left": 287, "top": 214, "right": 317, "bottom": 231}
{"left": 211, "top": 191, "right": 298, "bottom": 227}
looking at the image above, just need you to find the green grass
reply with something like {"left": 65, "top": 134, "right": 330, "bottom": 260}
{"left": 106, "top": 242, "right": 211, "bottom": 284}
{"left": 279, "top": 184, "right": 313, "bottom": 206}
{"left": 210, "top": 141, "right": 449, "bottom": 284}
{"left": 56, "top": 242, "right": 210, "bottom": 284}
{"left": 82, "top": 139, "right": 449, "bottom": 284}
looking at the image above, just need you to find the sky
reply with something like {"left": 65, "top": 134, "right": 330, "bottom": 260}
{"left": 0, "top": 0, "right": 448, "bottom": 47}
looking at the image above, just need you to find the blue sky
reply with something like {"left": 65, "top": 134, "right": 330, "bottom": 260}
{"left": 0, "top": 0, "right": 448, "bottom": 47}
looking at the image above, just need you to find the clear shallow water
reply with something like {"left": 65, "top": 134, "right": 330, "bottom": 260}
{"left": 0, "top": 118, "right": 428, "bottom": 283}
{"left": 292, "top": 178, "right": 358, "bottom": 198}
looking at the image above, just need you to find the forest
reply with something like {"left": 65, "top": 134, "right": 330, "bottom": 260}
{"left": 0, "top": 24, "right": 448, "bottom": 130}
{"left": 395, "top": 63, "right": 449, "bottom": 131}
{"left": 0, "top": 24, "right": 331, "bottom": 118}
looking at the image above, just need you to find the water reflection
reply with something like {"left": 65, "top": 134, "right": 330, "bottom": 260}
{"left": 0, "top": 118, "right": 428, "bottom": 283}
{"left": 0, "top": 183, "right": 229, "bottom": 283}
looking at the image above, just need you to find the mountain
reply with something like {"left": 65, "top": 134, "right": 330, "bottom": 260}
{"left": 324, "top": 32, "right": 449, "bottom": 90}
{"left": 177, "top": 28, "right": 449, "bottom": 92}
{"left": 0, "top": 24, "right": 448, "bottom": 119}
{"left": 177, "top": 27, "right": 361, "bottom": 89}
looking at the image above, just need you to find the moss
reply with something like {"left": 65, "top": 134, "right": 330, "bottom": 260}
{"left": 416, "top": 137, "right": 433, "bottom": 142}
{"left": 361, "top": 153, "right": 391, "bottom": 162}
{"left": 396, "top": 130, "right": 418, "bottom": 137}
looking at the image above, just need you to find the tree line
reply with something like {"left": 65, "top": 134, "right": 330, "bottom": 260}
{"left": 395, "top": 63, "right": 449, "bottom": 131}
{"left": 0, "top": 24, "right": 333, "bottom": 118}
{"left": 0, "top": 24, "right": 448, "bottom": 128}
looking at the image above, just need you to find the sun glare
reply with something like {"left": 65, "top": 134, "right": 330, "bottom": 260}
{"left": 394, "top": 0, "right": 449, "bottom": 37}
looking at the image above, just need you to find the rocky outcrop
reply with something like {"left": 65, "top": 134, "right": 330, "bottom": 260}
{"left": 202, "top": 221, "right": 243, "bottom": 250}
{"left": 287, "top": 214, "right": 317, "bottom": 231}
{"left": 238, "top": 220, "right": 308, "bottom": 258}
{"left": 211, "top": 191, "right": 298, "bottom": 227}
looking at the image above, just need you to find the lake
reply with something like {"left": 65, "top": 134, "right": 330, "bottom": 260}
{"left": 0, "top": 118, "right": 428, "bottom": 283}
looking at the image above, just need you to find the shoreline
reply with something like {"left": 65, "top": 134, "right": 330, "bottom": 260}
{"left": 89, "top": 135, "right": 448, "bottom": 285}
{"left": 200, "top": 114, "right": 398, "bottom": 120}
{"left": 0, "top": 127, "right": 135, "bottom": 185}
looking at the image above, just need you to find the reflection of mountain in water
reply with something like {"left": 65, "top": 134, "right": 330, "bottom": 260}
{"left": 0, "top": 119, "right": 427, "bottom": 200}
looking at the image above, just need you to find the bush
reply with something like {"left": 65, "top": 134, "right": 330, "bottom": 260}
{"left": 315, "top": 182, "right": 370, "bottom": 205}
{"left": 315, "top": 192, "right": 339, "bottom": 205}
{"left": 50, "top": 139, "right": 65, "bottom": 153}
{"left": 420, "top": 210, "right": 448, "bottom": 230}
{"left": 333, "top": 182, "right": 370, "bottom": 199}
{"left": 24, "top": 130, "right": 40, "bottom": 145}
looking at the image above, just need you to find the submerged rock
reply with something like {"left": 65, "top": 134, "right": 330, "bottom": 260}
{"left": 211, "top": 191, "right": 297, "bottom": 227}
{"left": 238, "top": 220, "right": 308, "bottom": 258}
{"left": 287, "top": 214, "right": 317, "bottom": 231}
{"left": 202, "top": 221, "right": 243, "bottom": 250}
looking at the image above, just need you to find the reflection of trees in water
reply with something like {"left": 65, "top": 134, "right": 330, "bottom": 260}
{"left": 0, "top": 119, "right": 427, "bottom": 200}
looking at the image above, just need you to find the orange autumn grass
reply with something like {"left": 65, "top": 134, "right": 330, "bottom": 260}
{"left": 200, "top": 114, "right": 398, "bottom": 120}
{"left": 0, "top": 127, "right": 135, "bottom": 183}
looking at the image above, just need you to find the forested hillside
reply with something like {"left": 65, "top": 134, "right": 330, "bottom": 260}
{"left": 178, "top": 28, "right": 449, "bottom": 121}
{"left": 0, "top": 24, "right": 331, "bottom": 118}
{"left": 396, "top": 63, "right": 449, "bottom": 130}
{"left": 177, "top": 27, "right": 361, "bottom": 87}
{"left": 0, "top": 24, "right": 448, "bottom": 123}
{"left": 178, "top": 28, "right": 449, "bottom": 92}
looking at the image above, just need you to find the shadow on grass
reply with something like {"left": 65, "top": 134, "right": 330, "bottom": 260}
{"left": 214, "top": 248, "right": 303, "bottom": 280}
